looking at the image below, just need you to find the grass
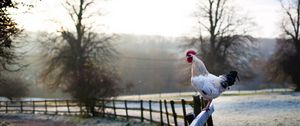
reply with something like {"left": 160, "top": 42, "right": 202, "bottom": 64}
{"left": 68, "top": 116, "right": 158, "bottom": 126}
{"left": 116, "top": 88, "right": 294, "bottom": 100}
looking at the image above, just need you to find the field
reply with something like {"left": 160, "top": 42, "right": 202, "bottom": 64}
{"left": 118, "top": 89, "right": 300, "bottom": 126}
{"left": 0, "top": 89, "right": 300, "bottom": 126}
{"left": 213, "top": 92, "right": 300, "bottom": 126}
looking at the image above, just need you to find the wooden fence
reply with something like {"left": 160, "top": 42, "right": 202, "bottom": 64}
{"left": 0, "top": 95, "right": 213, "bottom": 126}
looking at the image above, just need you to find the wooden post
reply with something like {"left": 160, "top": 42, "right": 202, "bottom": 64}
{"left": 207, "top": 114, "right": 214, "bottom": 126}
{"left": 201, "top": 97, "right": 205, "bottom": 110}
{"left": 5, "top": 101, "right": 8, "bottom": 113}
{"left": 140, "top": 100, "right": 144, "bottom": 122}
{"left": 113, "top": 99, "right": 116, "bottom": 118}
{"left": 102, "top": 99, "right": 105, "bottom": 117}
{"left": 170, "top": 100, "right": 178, "bottom": 126}
{"left": 20, "top": 101, "right": 23, "bottom": 113}
{"left": 66, "top": 100, "right": 70, "bottom": 114}
{"left": 204, "top": 101, "right": 214, "bottom": 126}
{"left": 44, "top": 100, "right": 47, "bottom": 114}
{"left": 55, "top": 100, "right": 58, "bottom": 114}
{"left": 32, "top": 101, "right": 35, "bottom": 114}
{"left": 190, "top": 104, "right": 214, "bottom": 126}
{"left": 79, "top": 102, "right": 83, "bottom": 115}
{"left": 164, "top": 100, "right": 170, "bottom": 125}
{"left": 159, "top": 100, "right": 163, "bottom": 126}
{"left": 125, "top": 100, "right": 128, "bottom": 121}
{"left": 181, "top": 99, "right": 188, "bottom": 126}
{"left": 193, "top": 95, "right": 201, "bottom": 115}
{"left": 97, "top": 100, "right": 101, "bottom": 115}
{"left": 149, "top": 100, "right": 153, "bottom": 123}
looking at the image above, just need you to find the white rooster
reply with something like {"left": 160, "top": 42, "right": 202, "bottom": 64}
{"left": 186, "top": 50, "right": 239, "bottom": 111}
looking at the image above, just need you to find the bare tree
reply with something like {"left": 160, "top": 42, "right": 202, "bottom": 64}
{"left": 0, "top": 0, "right": 28, "bottom": 99}
{"left": 0, "top": 0, "right": 23, "bottom": 72}
{"left": 266, "top": 0, "right": 300, "bottom": 91}
{"left": 40, "top": 0, "right": 119, "bottom": 116}
{"left": 184, "top": 0, "right": 256, "bottom": 77}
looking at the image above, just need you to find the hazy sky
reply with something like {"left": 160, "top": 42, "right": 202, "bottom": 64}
{"left": 13, "top": 0, "right": 281, "bottom": 38}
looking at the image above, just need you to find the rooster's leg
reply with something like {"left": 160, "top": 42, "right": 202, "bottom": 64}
{"left": 203, "top": 99, "right": 212, "bottom": 111}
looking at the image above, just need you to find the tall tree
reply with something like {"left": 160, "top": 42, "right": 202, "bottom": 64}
{"left": 185, "top": 0, "right": 256, "bottom": 77}
{"left": 40, "top": 0, "right": 119, "bottom": 115}
{"left": 266, "top": 0, "right": 300, "bottom": 91}
{"left": 0, "top": 0, "right": 23, "bottom": 71}
{"left": 0, "top": 0, "right": 28, "bottom": 99}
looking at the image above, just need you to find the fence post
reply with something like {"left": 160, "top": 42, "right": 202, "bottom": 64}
{"left": 55, "top": 100, "right": 58, "bottom": 114}
{"left": 204, "top": 100, "right": 214, "bottom": 126}
{"left": 102, "top": 99, "right": 105, "bottom": 117}
{"left": 140, "top": 100, "right": 144, "bottom": 122}
{"left": 44, "top": 100, "right": 47, "bottom": 114}
{"left": 159, "top": 100, "right": 163, "bottom": 126}
{"left": 66, "top": 100, "right": 70, "bottom": 114}
{"left": 96, "top": 99, "right": 101, "bottom": 115}
{"left": 149, "top": 100, "right": 153, "bottom": 123}
{"left": 201, "top": 97, "right": 205, "bottom": 110}
{"left": 181, "top": 99, "right": 188, "bottom": 126}
{"left": 190, "top": 104, "right": 214, "bottom": 126}
{"left": 170, "top": 100, "right": 178, "bottom": 126}
{"left": 125, "top": 100, "right": 128, "bottom": 121}
{"left": 192, "top": 96, "right": 214, "bottom": 126}
{"left": 113, "top": 99, "right": 116, "bottom": 118}
{"left": 193, "top": 95, "right": 201, "bottom": 115}
{"left": 5, "top": 101, "right": 8, "bottom": 113}
{"left": 32, "top": 101, "right": 35, "bottom": 114}
{"left": 164, "top": 100, "right": 170, "bottom": 125}
{"left": 79, "top": 102, "right": 83, "bottom": 115}
{"left": 20, "top": 101, "right": 23, "bottom": 113}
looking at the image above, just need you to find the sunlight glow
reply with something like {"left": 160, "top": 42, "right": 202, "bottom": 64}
{"left": 13, "top": 0, "right": 281, "bottom": 38}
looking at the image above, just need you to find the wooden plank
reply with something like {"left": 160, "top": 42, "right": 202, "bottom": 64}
{"left": 140, "top": 100, "right": 144, "bottom": 122}
{"left": 181, "top": 99, "right": 188, "bottom": 126}
{"left": 159, "top": 100, "right": 163, "bottom": 126}
{"left": 170, "top": 100, "right": 178, "bottom": 126}
{"left": 44, "top": 100, "right": 47, "bottom": 114}
{"left": 113, "top": 99, "right": 116, "bottom": 118}
{"left": 149, "top": 100, "right": 153, "bottom": 123}
{"left": 124, "top": 100, "right": 128, "bottom": 121}
{"left": 164, "top": 100, "right": 170, "bottom": 125}
{"left": 193, "top": 96, "right": 201, "bottom": 115}
{"left": 190, "top": 104, "right": 214, "bottom": 126}
{"left": 66, "top": 100, "right": 70, "bottom": 114}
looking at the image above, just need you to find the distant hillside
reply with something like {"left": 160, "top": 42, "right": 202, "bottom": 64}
{"left": 256, "top": 38, "right": 276, "bottom": 59}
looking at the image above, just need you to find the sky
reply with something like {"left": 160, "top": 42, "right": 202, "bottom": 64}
{"left": 13, "top": 0, "right": 282, "bottom": 38}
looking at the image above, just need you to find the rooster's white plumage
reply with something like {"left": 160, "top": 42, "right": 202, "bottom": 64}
{"left": 186, "top": 50, "right": 238, "bottom": 110}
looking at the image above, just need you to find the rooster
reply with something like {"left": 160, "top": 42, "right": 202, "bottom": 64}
{"left": 186, "top": 50, "right": 239, "bottom": 111}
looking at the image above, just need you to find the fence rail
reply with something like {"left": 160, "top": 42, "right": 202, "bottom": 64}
{"left": 0, "top": 95, "right": 212, "bottom": 126}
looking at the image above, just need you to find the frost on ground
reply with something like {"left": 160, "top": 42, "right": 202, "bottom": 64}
{"left": 212, "top": 92, "right": 300, "bottom": 126}
{"left": 0, "top": 92, "right": 300, "bottom": 126}
{"left": 0, "top": 114, "right": 155, "bottom": 126}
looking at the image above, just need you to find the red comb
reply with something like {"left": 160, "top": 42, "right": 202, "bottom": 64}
{"left": 186, "top": 50, "right": 196, "bottom": 63}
